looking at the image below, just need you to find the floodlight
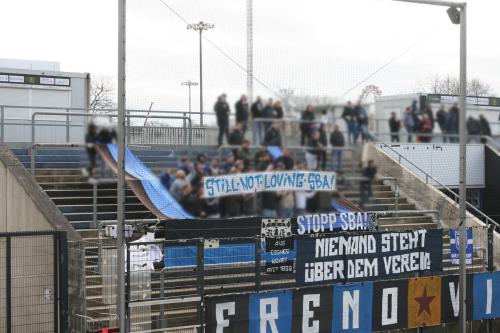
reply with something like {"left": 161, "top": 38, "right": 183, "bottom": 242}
{"left": 447, "top": 6, "right": 461, "bottom": 24}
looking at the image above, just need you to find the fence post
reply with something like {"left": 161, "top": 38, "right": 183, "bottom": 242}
{"left": 66, "top": 108, "right": 70, "bottom": 143}
{"left": 56, "top": 231, "right": 69, "bottom": 333}
{"left": 159, "top": 267, "right": 166, "bottom": 329}
{"left": 0, "top": 106, "right": 4, "bottom": 141}
{"left": 30, "top": 146, "right": 36, "bottom": 177}
{"left": 255, "top": 237, "right": 261, "bottom": 291}
{"left": 92, "top": 183, "right": 98, "bottom": 229}
{"left": 197, "top": 239, "right": 205, "bottom": 333}
{"left": 487, "top": 223, "right": 494, "bottom": 332}
{"left": 126, "top": 242, "right": 131, "bottom": 332}
{"left": 5, "top": 236, "right": 12, "bottom": 333}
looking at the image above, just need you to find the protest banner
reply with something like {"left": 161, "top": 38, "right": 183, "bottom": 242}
{"left": 296, "top": 212, "right": 378, "bottom": 235}
{"left": 296, "top": 229, "right": 443, "bottom": 286}
{"left": 205, "top": 273, "right": 500, "bottom": 332}
{"left": 261, "top": 218, "right": 294, "bottom": 274}
{"left": 449, "top": 227, "right": 473, "bottom": 265}
{"left": 203, "top": 171, "right": 336, "bottom": 198}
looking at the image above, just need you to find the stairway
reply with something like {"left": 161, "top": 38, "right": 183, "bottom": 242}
{"left": 9, "top": 144, "right": 486, "bottom": 331}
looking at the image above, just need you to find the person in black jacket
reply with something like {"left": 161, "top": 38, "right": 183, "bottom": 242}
{"left": 263, "top": 122, "right": 282, "bottom": 146}
{"left": 84, "top": 122, "right": 98, "bottom": 177}
{"left": 214, "top": 94, "right": 230, "bottom": 147}
{"left": 262, "top": 98, "right": 275, "bottom": 130}
{"left": 300, "top": 105, "right": 316, "bottom": 146}
{"left": 273, "top": 100, "right": 284, "bottom": 119}
{"left": 228, "top": 122, "right": 244, "bottom": 146}
{"left": 228, "top": 122, "right": 245, "bottom": 157}
{"left": 251, "top": 96, "right": 264, "bottom": 144}
{"left": 330, "top": 124, "right": 345, "bottom": 172}
{"left": 388, "top": 112, "right": 401, "bottom": 142}
{"left": 318, "top": 123, "right": 328, "bottom": 170}
{"left": 235, "top": 95, "right": 249, "bottom": 134}
{"left": 435, "top": 104, "right": 447, "bottom": 142}
{"left": 479, "top": 113, "right": 491, "bottom": 143}
{"left": 341, "top": 101, "right": 356, "bottom": 144}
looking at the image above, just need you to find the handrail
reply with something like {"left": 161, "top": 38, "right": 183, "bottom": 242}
{"left": 374, "top": 142, "right": 500, "bottom": 229}
{"left": 31, "top": 111, "right": 193, "bottom": 147}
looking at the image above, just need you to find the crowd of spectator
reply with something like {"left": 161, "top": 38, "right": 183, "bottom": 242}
{"left": 159, "top": 142, "right": 371, "bottom": 218}
{"left": 215, "top": 94, "right": 351, "bottom": 172}
{"left": 388, "top": 101, "right": 492, "bottom": 143}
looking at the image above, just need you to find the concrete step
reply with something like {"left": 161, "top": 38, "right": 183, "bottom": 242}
{"left": 52, "top": 195, "right": 141, "bottom": 206}
{"left": 58, "top": 203, "right": 147, "bottom": 213}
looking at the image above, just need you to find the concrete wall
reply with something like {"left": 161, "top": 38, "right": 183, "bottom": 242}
{"left": 0, "top": 141, "right": 82, "bottom": 331}
{"left": 363, "top": 143, "right": 500, "bottom": 269}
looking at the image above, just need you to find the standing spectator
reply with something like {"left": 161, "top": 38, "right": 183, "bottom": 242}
{"left": 224, "top": 168, "right": 243, "bottom": 217}
{"left": 237, "top": 139, "right": 253, "bottom": 170}
{"left": 403, "top": 107, "right": 415, "bottom": 142}
{"left": 466, "top": 116, "right": 481, "bottom": 142}
{"left": 235, "top": 95, "right": 249, "bottom": 134}
{"left": 388, "top": 112, "right": 401, "bottom": 142}
{"left": 84, "top": 122, "right": 98, "bottom": 177}
{"left": 295, "top": 162, "right": 316, "bottom": 215}
{"left": 229, "top": 122, "right": 245, "bottom": 146}
{"left": 160, "top": 168, "right": 174, "bottom": 190}
{"left": 305, "top": 131, "right": 323, "bottom": 170}
{"left": 177, "top": 156, "right": 193, "bottom": 176}
{"left": 417, "top": 114, "right": 433, "bottom": 143}
{"left": 254, "top": 144, "right": 269, "bottom": 167}
{"left": 318, "top": 123, "right": 328, "bottom": 170}
{"left": 209, "top": 157, "right": 221, "bottom": 176}
{"left": 262, "top": 98, "right": 275, "bottom": 129}
{"left": 222, "top": 153, "right": 236, "bottom": 173}
{"left": 446, "top": 103, "right": 459, "bottom": 143}
{"left": 436, "top": 104, "right": 447, "bottom": 142}
{"left": 263, "top": 122, "right": 282, "bottom": 147}
{"left": 342, "top": 101, "right": 357, "bottom": 144}
{"left": 424, "top": 105, "right": 435, "bottom": 132}
{"left": 479, "top": 113, "right": 491, "bottom": 143}
{"left": 354, "top": 101, "right": 369, "bottom": 143}
{"left": 215, "top": 94, "right": 230, "bottom": 147}
{"left": 275, "top": 162, "right": 295, "bottom": 217}
{"left": 251, "top": 96, "right": 264, "bottom": 144}
{"left": 273, "top": 100, "right": 284, "bottom": 119}
{"left": 300, "top": 105, "right": 316, "bottom": 146}
{"left": 275, "top": 148, "right": 294, "bottom": 170}
{"left": 170, "top": 170, "right": 189, "bottom": 201}
{"left": 330, "top": 124, "right": 345, "bottom": 173}
{"left": 360, "top": 160, "right": 377, "bottom": 208}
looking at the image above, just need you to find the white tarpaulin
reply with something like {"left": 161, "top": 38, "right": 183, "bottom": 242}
{"left": 203, "top": 171, "right": 336, "bottom": 198}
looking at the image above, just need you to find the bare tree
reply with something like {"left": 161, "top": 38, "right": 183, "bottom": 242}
{"left": 278, "top": 87, "right": 337, "bottom": 114}
{"left": 428, "top": 75, "right": 491, "bottom": 96}
{"left": 89, "top": 77, "right": 116, "bottom": 113}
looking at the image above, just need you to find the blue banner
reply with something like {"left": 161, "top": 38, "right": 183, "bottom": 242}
{"left": 249, "top": 290, "right": 292, "bottom": 333}
{"left": 332, "top": 282, "right": 373, "bottom": 332}
{"left": 472, "top": 271, "right": 500, "bottom": 320}
{"left": 449, "top": 228, "right": 473, "bottom": 265}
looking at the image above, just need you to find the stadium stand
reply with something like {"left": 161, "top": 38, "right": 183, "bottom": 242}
{"left": 7, "top": 142, "right": 488, "bottom": 330}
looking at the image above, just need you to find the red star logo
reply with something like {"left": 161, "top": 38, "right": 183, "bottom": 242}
{"left": 414, "top": 287, "right": 436, "bottom": 316}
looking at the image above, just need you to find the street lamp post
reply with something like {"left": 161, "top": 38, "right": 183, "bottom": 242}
{"left": 393, "top": 1, "right": 467, "bottom": 333}
{"left": 187, "top": 21, "right": 214, "bottom": 126}
{"left": 181, "top": 80, "right": 199, "bottom": 128}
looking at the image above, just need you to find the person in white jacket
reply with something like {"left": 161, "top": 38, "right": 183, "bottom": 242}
{"left": 294, "top": 161, "right": 316, "bottom": 215}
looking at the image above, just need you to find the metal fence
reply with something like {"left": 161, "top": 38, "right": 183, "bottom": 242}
{"left": 83, "top": 226, "right": 495, "bottom": 333}
{"left": 0, "top": 231, "right": 68, "bottom": 333}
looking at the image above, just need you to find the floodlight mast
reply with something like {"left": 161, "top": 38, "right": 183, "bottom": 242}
{"left": 393, "top": 1, "right": 467, "bottom": 333}
{"left": 187, "top": 21, "right": 214, "bottom": 126}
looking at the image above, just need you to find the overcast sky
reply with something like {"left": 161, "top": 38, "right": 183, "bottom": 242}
{"left": 0, "top": 0, "right": 499, "bottom": 120}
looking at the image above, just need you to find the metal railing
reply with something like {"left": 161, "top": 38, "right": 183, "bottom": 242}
{"left": 374, "top": 142, "right": 500, "bottom": 230}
